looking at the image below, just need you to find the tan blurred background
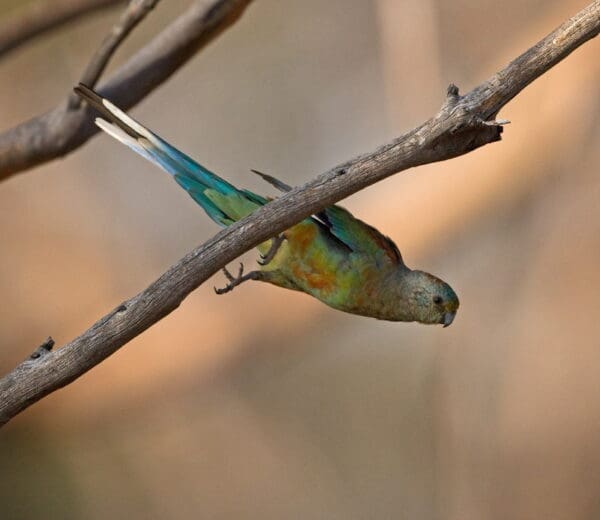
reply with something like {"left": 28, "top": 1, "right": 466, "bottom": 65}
{"left": 1, "top": 0, "right": 599, "bottom": 518}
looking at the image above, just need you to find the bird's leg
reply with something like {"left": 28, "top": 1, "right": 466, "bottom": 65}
{"left": 258, "top": 234, "right": 285, "bottom": 266}
{"left": 214, "top": 263, "right": 264, "bottom": 295}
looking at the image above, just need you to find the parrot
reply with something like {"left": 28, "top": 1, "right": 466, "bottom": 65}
{"left": 74, "top": 84, "right": 459, "bottom": 326}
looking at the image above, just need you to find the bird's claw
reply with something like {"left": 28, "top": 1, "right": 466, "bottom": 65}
{"left": 224, "top": 262, "right": 243, "bottom": 282}
{"left": 258, "top": 234, "right": 285, "bottom": 266}
{"left": 214, "top": 263, "right": 260, "bottom": 295}
{"left": 214, "top": 263, "right": 245, "bottom": 294}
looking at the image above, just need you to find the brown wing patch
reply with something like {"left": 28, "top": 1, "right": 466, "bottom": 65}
{"left": 318, "top": 205, "right": 404, "bottom": 266}
{"left": 363, "top": 224, "right": 403, "bottom": 264}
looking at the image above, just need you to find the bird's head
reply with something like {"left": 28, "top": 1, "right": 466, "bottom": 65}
{"left": 399, "top": 270, "right": 459, "bottom": 327}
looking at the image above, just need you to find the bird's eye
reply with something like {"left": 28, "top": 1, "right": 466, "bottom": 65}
{"left": 433, "top": 296, "right": 443, "bottom": 305}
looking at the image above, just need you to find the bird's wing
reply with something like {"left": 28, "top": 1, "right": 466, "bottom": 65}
{"left": 317, "top": 206, "right": 403, "bottom": 265}
{"left": 251, "top": 169, "right": 403, "bottom": 265}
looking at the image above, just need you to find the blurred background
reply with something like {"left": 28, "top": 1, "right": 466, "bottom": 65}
{"left": 1, "top": 0, "right": 599, "bottom": 518}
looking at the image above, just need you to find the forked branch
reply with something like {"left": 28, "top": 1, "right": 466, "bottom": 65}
{"left": 0, "top": 0, "right": 255, "bottom": 180}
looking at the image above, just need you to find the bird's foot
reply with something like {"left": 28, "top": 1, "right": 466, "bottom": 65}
{"left": 258, "top": 234, "right": 285, "bottom": 266}
{"left": 214, "top": 263, "right": 261, "bottom": 295}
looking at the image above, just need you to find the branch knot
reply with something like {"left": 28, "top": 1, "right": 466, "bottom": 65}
{"left": 30, "top": 337, "right": 55, "bottom": 360}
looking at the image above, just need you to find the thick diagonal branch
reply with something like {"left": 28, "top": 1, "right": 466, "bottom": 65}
{"left": 0, "top": 0, "right": 254, "bottom": 180}
{"left": 0, "top": 1, "right": 598, "bottom": 426}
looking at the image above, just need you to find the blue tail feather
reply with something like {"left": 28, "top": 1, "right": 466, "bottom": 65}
{"left": 74, "top": 84, "right": 258, "bottom": 227}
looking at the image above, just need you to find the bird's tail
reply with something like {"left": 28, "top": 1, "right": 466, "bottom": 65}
{"left": 74, "top": 84, "right": 267, "bottom": 227}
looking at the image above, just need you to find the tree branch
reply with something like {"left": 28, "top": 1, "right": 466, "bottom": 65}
{"left": 0, "top": 0, "right": 255, "bottom": 181}
{"left": 70, "top": 0, "right": 159, "bottom": 106}
{"left": 0, "top": 0, "right": 124, "bottom": 59}
{"left": 0, "top": 1, "right": 598, "bottom": 426}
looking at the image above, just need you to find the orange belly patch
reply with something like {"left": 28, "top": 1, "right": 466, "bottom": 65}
{"left": 287, "top": 222, "right": 317, "bottom": 256}
{"left": 291, "top": 263, "right": 335, "bottom": 293}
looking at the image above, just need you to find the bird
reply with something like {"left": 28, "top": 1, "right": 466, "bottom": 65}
{"left": 74, "top": 84, "right": 459, "bottom": 326}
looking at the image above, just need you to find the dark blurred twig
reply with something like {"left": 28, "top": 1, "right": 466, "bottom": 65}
{"left": 70, "top": 0, "right": 159, "bottom": 107}
{"left": 0, "top": 0, "right": 255, "bottom": 180}
{"left": 0, "top": 1, "right": 598, "bottom": 426}
{"left": 0, "top": 0, "right": 124, "bottom": 58}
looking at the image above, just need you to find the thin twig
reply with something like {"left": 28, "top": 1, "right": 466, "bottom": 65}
{"left": 0, "top": 0, "right": 255, "bottom": 181}
{"left": 69, "top": 0, "right": 160, "bottom": 108}
{"left": 0, "top": 0, "right": 124, "bottom": 59}
{"left": 0, "top": 1, "right": 598, "bottom": 427}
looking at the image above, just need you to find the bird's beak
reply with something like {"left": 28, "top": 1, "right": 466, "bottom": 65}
{"left": 442, "top": 311, "right": 456, "bottom": 328}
